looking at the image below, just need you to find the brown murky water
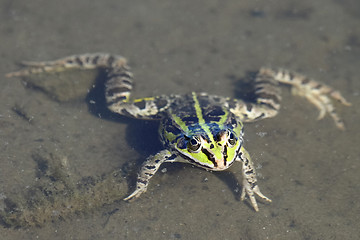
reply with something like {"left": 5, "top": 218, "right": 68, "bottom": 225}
{"left": 0, "top": 0, "right": 359, "bottom": 239}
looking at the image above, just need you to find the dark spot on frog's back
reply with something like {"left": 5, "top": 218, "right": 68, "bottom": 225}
{"left": 205, "top": 106, "right": 225, "bottom": 116}
{"left": 181, "top": 116, "right": 198, "bottom": 124}
{"left": 198, "top": 96, "right": 213, "bottom": 108}
{"left": 155, "top": 97, "right": 169, "bottom": 109}
{"left": 134, "top": 100, "right": 146, "bottom": 109}
{"left": 203, "top": 106, "right": 225, "bottom": 122}
{"left": 165, "top": 123, "right": 182, "bottom": 136}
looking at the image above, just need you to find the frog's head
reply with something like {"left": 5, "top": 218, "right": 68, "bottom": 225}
{"left": 175, "top": 126, "right": 243, "bottom": 170}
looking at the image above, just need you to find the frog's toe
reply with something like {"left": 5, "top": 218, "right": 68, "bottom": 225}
{"left": 241, "top": 183, "right": 271, "bottom": 212}
{"left": 124, "top": 186, "right": 147, "bottom": 201}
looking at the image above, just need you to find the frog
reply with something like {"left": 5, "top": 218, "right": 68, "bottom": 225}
{"left": 6, "top": 53, "right": 351, "bottom": 211}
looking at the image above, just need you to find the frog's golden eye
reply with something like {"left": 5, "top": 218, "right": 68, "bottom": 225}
{"left": 187, "top": 136, "right": 201, "bottom": 152}
{"left": 227, "top": 130, "right": 237, "bottom": 147}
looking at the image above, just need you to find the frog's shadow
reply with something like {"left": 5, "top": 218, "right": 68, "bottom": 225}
{"left": 85, "top": 71, "right": 247, "bottom": 203}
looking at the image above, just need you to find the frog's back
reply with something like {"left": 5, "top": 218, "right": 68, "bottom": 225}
{"left": 168, "top": 93, "right": 233, "bottom": 124}
{"left": 161, "top": 93, "right": 240, "bottom": 144}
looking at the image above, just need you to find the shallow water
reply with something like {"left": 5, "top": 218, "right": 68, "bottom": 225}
{"left": 0, "top": 0, "right": 359, "bottom": 239}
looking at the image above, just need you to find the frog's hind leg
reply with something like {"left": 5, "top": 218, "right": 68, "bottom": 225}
{"left": 228, "top": 70, "right": 282, "bottom": 122}
{"left": 260, "top": 68, "right": 351, "bottom": 130}
{"left": 6, "top": 53, "right": 172, "bottom": 120}
{"left": 6, "top": 53, "right": 128, "bottom": 77}
{"left": 104, "top": 67, "right": 173, "bottom": 120}
{"left": 229, "top": 68, "right": 351, "bottom": 129}
{"left": 6, "top": 53, "right": 133, "bottom": 104}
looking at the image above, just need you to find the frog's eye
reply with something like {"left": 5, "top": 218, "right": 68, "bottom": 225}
{"left": 227, "top": 130, "right": 237, "bottom": 147}
{"left": 187, "top": 136, "right": 201, "bottom": 152}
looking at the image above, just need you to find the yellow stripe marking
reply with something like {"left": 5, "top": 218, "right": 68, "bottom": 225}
{"left": 134, "top": 97, "right": 155, "bottom": 102}
{"left": 171, "top": 114, "right": 189, "bottom": 132}
{"left": 192, "top": 92, "right": 214, "bottom": 142}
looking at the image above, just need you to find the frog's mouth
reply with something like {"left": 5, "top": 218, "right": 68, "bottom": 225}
{"left": 200, "top": 147, "right": 228, "bottom": 170}
{"left": 176, "top": 143, "right": 240, "bottom": 171}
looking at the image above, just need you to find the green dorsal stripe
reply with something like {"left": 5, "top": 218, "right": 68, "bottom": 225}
{"left": 216, "top": 107, "right": 229, "bottom": 128}
{"left": 171, "top": 114, "right": 189, "bottom": 133}
{"left": 192, "top": 92, "right": 215, "bottom": 142}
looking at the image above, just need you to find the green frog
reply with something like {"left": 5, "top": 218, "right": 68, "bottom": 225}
{"left": 6, "top": 53, "right": 351, "bottom": 211}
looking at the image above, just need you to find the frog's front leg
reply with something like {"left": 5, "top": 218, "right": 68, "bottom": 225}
{"left": 236, "top": 146, "right": 271, "bottom": 212}
{"left": 124, "top": 150, "right": 179, "bottom": 201}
